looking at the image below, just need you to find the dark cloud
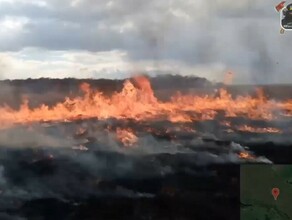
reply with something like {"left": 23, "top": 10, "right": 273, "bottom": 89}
{"left": 0, "top": 0, "right": 290, "bottom": 83}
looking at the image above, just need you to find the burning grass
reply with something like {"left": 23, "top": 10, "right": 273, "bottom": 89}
{"left": 0, "top": 76, "right": 292, "bottom": 132}
{"left": 0, "top": 75, "right": 292, "bottom": 219}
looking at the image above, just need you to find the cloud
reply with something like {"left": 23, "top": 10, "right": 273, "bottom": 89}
{"left": 0, "top": 49, "right": 129, "bottom": 79}
{"left": 0, "top": 0, "right": 289, "bottom": 83}
{"left": 0, "top": 48, "right": 228, "bottom": 80}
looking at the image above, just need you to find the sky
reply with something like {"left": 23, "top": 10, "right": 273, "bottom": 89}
{"left": 0, "top": 0, "right": 290, "bottom": 84}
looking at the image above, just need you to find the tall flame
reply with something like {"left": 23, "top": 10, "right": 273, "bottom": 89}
{"left": 0, "top": 76, "right": 292, "bottom": 129}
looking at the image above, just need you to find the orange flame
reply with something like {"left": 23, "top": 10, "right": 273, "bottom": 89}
{"left": 236, "top": 125, "right": 282, "bottom": 134}
{"left": 0, "top": 76, "right": 291, "bottom": 130}
{"left": 116, "top": 128, "right": 138, "bottom": 147}
{"left": 238, "top": 152, "right": 255, "bottom": 160}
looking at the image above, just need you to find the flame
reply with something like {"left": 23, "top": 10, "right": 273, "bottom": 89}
{"left": 238, "top": 152, "right": 255, "bottom": 160}
{"left": 132, "top": 75, "right": 157, "bottom": 103}
{"left": 116, "top": 128, "right": 138, "bottom": 147}
{"left": 221, "top": 121, "right": 231, "bottom": 127}
{"left": 236, "top": 125, "right": 282, "bottom": 134}
{"left": 0, "top": 76, "right": 292, "bottom": 130}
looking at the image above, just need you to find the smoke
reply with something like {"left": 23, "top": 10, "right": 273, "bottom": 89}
{"left": 239, "top": 24, "right": 276, "bottom": 84}
{"left": 0, "top": 117, "right": 271, "bottom": 205}
{"left": 0, "top": 0, "right": 289, "bottom": 83}
{"left": 0, "top": 127, "right": 75, "bottom": 148}
{"left": 0, "top": 76, "right": 288, "bottom": 219}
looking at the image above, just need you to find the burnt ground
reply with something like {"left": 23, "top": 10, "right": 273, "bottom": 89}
{"left": 0, "top": 117, "right": 290, "bottom": 220}
{"left": 0, "top": 76, "right": 291, "bottom": 220}
{"left": 0, "top": 144, "right": 241, "bottom": 220}
{"left": 1, "top": 153, "right": 240, "bottom": 220}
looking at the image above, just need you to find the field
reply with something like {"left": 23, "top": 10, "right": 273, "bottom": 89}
{"left": 0, "top": 75, "right": 291, "bottom": 219}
